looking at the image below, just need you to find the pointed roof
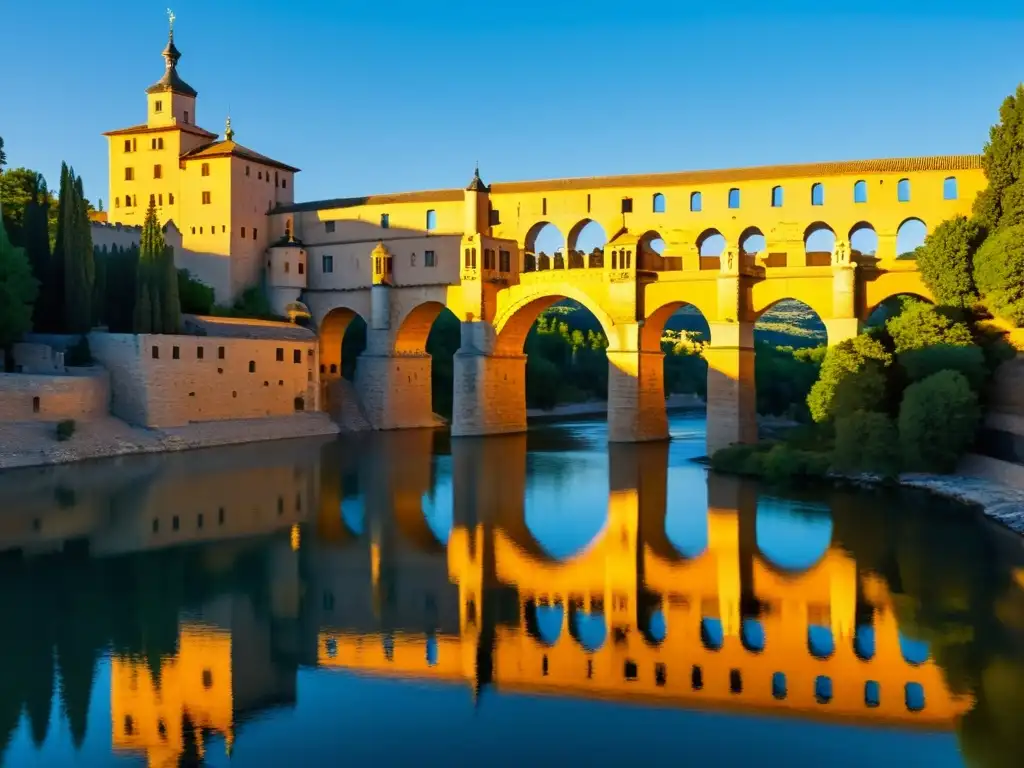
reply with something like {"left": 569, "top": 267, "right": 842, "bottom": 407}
{"left": 146, "top": 25, "right": 197, "bottom": 97}
{"left": 466, "top": 164, "right": 489, "bottom": 192}
{"left": 181, "top": 138, "right": 300, "bottom": 172}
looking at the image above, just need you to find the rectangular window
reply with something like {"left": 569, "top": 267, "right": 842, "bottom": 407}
{"left": 499, "top": 249, "right": 511, "bottom": 272}
{"left": 282, "top": 178, "right": 287, "bottom": 189}
{"left": 380, "top": 213, "right": 390, "bottom": 229}
{"left": 124, "top": 139, "right": 132, "bottom": 152}
{"left": 184, "top": 110, "right": 189, "bottom": 124}
{"left": 218, "top": 346, "right": 225, "bottom": 359}
{"left": 293, "top": 349, "right": 301, "bottom": 364}
{"left": 197, "top": 346, "right": 204, "bottom": 359}
{"left": 424, "top": 250, "right": 435, "bottom": 267}
{"left": 158, "top": 194, "right": 163, "bottom": 205}
{"left": 325, "top": 221, "right": 335, "bottom": 233}
{"left": 276, "top": 348, "right": 284, "bottom": 362}
{"left": 489, "top": 208, "right": 500, "bottom": 225}
{"left": 172, "top": 346, "right": 180, "bottom": 360}
{"left": 258, "top": 171, "right": 262, "bottom": 180}
{"left": 153, "top": 164, "right": 162, "bottom": 179}
{"left": 152, "top": 346, "right": 159, "bottom": 359}
{"left": 253, "top": 228, "right": 258, "bottom": 240}
{"left": 158, "top": 138, "right": 164, "bottom": 150}
{"left": 201, "top": 163, "right": 210, "bottom": 177}
{"left": 124, "top": 167, "right": 134, "bottom": 181}
{"left": 275, "top": 171, "right": 279, "bottom": 187}
{"left": 168, "top": 192, "right": 174, "bottom": 204}
{"left": 202, "top": 191, "right": 211, "bottom": 204}
{"left": 246, "top": 165, "right": 251, "bottom": 176}
{"left": 241, "top": 226, "right": 246, "bottom": 238}
{"left": 284, "top": 262, "right": 290, "bottom": 273}
{"left": 155, "top": 99, "right": 163, "bottom": 112}
{"left": 298, "top": 262, "right": 304, "bottom": 274}
{"left": 621, "top": 197, "right": 633, "bottom": 213}
{"left": 322, "top": 254, "right": 334, "bottom": 273}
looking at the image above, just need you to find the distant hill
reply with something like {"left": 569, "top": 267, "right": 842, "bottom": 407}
{"left": 665, "top": 301, "right": 826, "bottom": 348}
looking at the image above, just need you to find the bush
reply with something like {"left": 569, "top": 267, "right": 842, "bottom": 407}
{"left": 885, "top": 300, "right": 974, "bottom": 353}
{"left": 709, "top": 444, "right": 769, "bottom": 476}
{"left": 761, "top": 444, "right": 831, "bottom": 486}
{"left": 898, "top": 343, "right": 988, "bottom": 391}
{"left": 974, "top": 224, "right": 1024, "bottom": 326}
{"left": 898, "top": 370, "right": 980, "bottom": 473}
{"left": 807, "top": 334, "right": 892, "bottom": 423}
{"left": 833, "top": 410, "right": 900, "bottom": 477}
{"left": 64, "top": 335, "right": 92, "bottom": 367}
{"left": 210, "top": 287, "right": 283, "bottom": 322}
{"left": 56, "top": 419, "right": 76, "bottom": 441}
{"left": 914, "top": 216, "right": 985, "bottom": 309}
{"left": 178, "top": 269, "right": 215, "bottom": 315}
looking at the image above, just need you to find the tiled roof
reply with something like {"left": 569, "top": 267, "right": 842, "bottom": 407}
{"left": 180, "top": 140, "right": 300, "bottom": 173}
{"left": 275, "top": 189, "right": 464, "bottom": 214}
{"left": 101, "top": 122, "right": 217, "bottom": 139}
{"left": 182, "top": 315, "right": 315, "bottom": 341}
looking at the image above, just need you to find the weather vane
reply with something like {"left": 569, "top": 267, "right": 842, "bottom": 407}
{"left": 167, "top": 8, "right": 176, "bottom": 33}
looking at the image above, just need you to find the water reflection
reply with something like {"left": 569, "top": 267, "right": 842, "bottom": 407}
{"left": 0, "top": 418, "right": 1022, "bottom": 766}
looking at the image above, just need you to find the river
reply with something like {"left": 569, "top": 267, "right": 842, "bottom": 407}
{"left": 0, "top": 413, "right": 1021, "bottom": 767}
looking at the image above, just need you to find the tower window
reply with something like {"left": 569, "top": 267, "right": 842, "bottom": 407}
{"left": 124, "top": 139, "right": 132, "bottom": 152}
{"left": 282, "top": 178, "right": 287, "bottom": 189}
{"left": 158, "top": 194, "right": 163, "bottom": 205}
{"left": 153, "top": 164, "right": 162, "bottom": 179}
{"left": 202, "top": 191, "right": 211, "bottom": 205}
{"left": 155, "top": 99, "right": 163, "bottom": 112}
{"left": 275, "top": 171, "right": 279, "bottom": 187}
{"left": 728, "top": 188, "right": 741, "bottom": 208}
{"left": 276, "top": 348, "right": 284, "bottom": 362}
{"left": 184, "top": 110, "right": 189, "bottom": 124}
{"left": 381, "top": 213, "right": 390, "bottom": 229}
{"left": 258, "top": 171, "right": 262, "bottom": 180}
{"left": 621, "top": 197, "right": 633, "bottom": 213}
{"left": 241, "top": 226, "right": 246, "bottom": 238}
{"left": 253, "top": 228, "right": 258, "bottom": 240}
{"left": 124, "top": 167, "right": 134, "bottom": 181}
{"left": 325, "top": 221, "right": 335, "bottom": 233}
{"left": 246, "top": 165, "right": 250, "bottom": 176}
{"left": 201, "top": 163, "right": 210, "bottom": 177}
{"left": 426, "top": 209, "right": 437, "bottom": 231}
{"left": 149, "top": 194, "right": 155, "bottom": 206}
{"left": 284, "top": 262, "right": 290, "bottom": 273}
{"left": 298, "top": 262, "right": 304, "bottom": 275}
{"left": 293, "top": 349, "right": 301, "bottom": 363}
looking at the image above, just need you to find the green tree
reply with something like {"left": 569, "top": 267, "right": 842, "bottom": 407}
{"left": 807, "top": 334, "right": 892, "bottom": 423}
{"left": 61, "top": 171, "right": 94, "bottom": 333}
{"left": 0, "top": 210, "right": 39, "bottom": 351}
{"left": 914, "top": 216, "right": 985, "bottom": 308}
{"left": 0, "top": 167, "right": 42, "bottom": 245}
{"left": 133, "top": 282, "right": 153, "bottom": 334}
{"left": 177, "top": 269, "right": 214, "bottom": 315}
{"left": 899, "top": 344, "right": 988, "bottom": 391}
{"left": 0, "top": 135, "right": 6, "bottom": 172}
{"left": 974, "top": 224, "right": 1024, "bottom": 326}
{"left": 833, "top": 410, "right": 900, "bottom": 477}
{"left": 898, "top": 369, "right": 980, "bottom": 472}
{"left": 885, "top": 300, "right": 974, "bottom": 353}
{"left": 973, "top": 84, "right": 1024, "bottom": 231}
{"left": 22, "top": 175, "right": 56, "bottom": 331}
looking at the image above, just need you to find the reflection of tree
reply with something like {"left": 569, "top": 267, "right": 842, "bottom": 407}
{"left": 833, "top": 487, "right": 1024, "bottom": 767}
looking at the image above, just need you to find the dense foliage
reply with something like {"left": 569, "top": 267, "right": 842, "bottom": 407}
{"left": 0, "top": 213, "right": 39, "bottom": 352}
{"left": 898, "top": 370, "right": 981, "bottom": 472}
{"left": 807, "top": 333, "right": 892, "bottom": 423}
{"left": 974, "top": 224, "right": 1024, "bottom": 326}
{"left": 914, "top": 216, "right": 985, "bottom": 309}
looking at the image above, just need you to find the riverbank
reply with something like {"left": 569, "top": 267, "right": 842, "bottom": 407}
{"left": 0, "top": 413, "right": 341, "bottom": 471}
{"left": 526, "top": 393, "right": 704, "bottom": 421}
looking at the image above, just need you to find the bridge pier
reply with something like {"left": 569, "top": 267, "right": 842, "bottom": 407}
{"left": 450, "top": 350, "right": 528, "bottom": 437}
{"left": 354, "top": 354, "right": 436, "bottom": 430}
{"left": 705, "top": 322, "right": 757, "bottom": 456}
{"left": 606, "top": 350, "right": 670, "bottom": 443}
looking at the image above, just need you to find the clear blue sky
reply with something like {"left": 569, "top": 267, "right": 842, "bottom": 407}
{"left": 1, "top": 0, "right": 1022, "bottom": 207}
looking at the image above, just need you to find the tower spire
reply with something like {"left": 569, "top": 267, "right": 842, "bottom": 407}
{"left": 147, "top": 9, "right": 197, "bottom": 98}
{"left": 225, "top": 113, "right": 234, "bottom": 142}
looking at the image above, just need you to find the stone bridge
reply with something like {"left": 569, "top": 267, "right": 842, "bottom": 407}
{"left": 269, "top": 155, "right": 985, "bottom": 452}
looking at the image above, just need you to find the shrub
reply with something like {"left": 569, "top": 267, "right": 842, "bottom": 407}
{"left": 210, "top": 287, "right": 283, "bottom": 322}
{"left": 913, "top": 216, "right": 985, "bottom": 309}
{"left": 56, "top": 419, "right": 76, "bottom": 441}
{"left": 898, "top": 344, "right": 988, "bottom": 391}
{"left": 807, "top": 333, "right": 892, "bottom": 423}
{"left": 710, "top": 444, "right": 769, "bottom": 476}
{"left": 974, "top": 224, "right": 1024, "bottom": 326}
{"left": 178, "top": 269, "right": 215, "bottom": 315}
{"left": 761, "top": 444, "right": 831, "bottom": 486}
{"left": 833, "top": 410, "right": 900, "bottom": 477}
{"left": 64, "top": 335, "right": 92, "bottom": 367}
{"left": 885, "top": 300, "right": 974, "bottom": 353}
{"left": 898, "top": 370, "right": 980, "bottom": 473}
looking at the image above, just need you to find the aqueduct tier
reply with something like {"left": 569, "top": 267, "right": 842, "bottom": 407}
{"left": 268, "top": 155, "right": 984, "bottom": 452}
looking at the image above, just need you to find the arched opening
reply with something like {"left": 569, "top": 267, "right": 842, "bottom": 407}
{"left": 754, "top": 299, "right": 827, "bottom": 420}
{"left": 421, "top": 480, "right": 453, "bottom": 545}
{"left": 897, "top": 178, "right": 911, "bottom": 203}
{"left": 425, "top": 209, "right": 437, "bottom": 230}
{"left": 756, "top": 497, "right": 833, "bottom": 572}
{"left": 642, "top": 301, "right": 711, "bottom": 409}
{"left": 690, "top": 191, "right": 702, "bottom": 212}
{"left": 849, "top": 221, "right": 878, "bottom": 258}
{"left": 697, "top": 228, "right": 725, "bottom": 270}
{"left": 811, "top": 182, "right": 825, "bottom": 206}
{"left": 524, "top": 222, "right": 566, "bottom": 271}
{"left": 896, "top": 217, "right": 927, "bottom": 257}
{"left": 319, "top": 308, "right": 368, "bottom": 413}
{"left": 652, "top": 192, "right": 666, "bottom": 213}
{"left": 567, "top": 219, "right": 607, "bottom": 269}
{"left": 854, "top": 179, "right": 868, "bottom": 204}
{"left": 740, "top": 226, "right": 766, "bottom": 257}
{"left": 864, "top": 293, "right": 932, "bottom": 329}
{"left": 728, "top": 188, "right": 741, "bottom": 209}
{"left": 393, "top": 301, "right": 462, "bottom": 418}
{"left": 803, "top": 222, "right": 835, "bottom": 267}
{"left": 943, "top": 176, "right": 958, "bottom": 200}
{"left": 771, "top": 186, "right": 784, "bottom": 207}
{"left": 637, "top": 229, "right": 670, "bottom": 271}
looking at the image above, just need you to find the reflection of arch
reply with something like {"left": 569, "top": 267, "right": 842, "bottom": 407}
{"left": 569, "top": 606, "right": 608, "bottom": 652}
{"left": 393, "top": 301, "right": 446, "bottom": 355}
{"left": 525, "top": 600, "right": 564, "bottom": 646}
{"left": 395, "top": 497, "right": 448, "bottom": 554}
{"left": 697, "top": 228, "right": 725, "bottom": 257}
{"left": 849, "top": 221, "right": 878, "bottom": 257}
{"left": 319, "top": 306, "right": 365, "bottom": 378}
{"left": 755, "top": 498, "right": 833, "bottom": 574}
{"left": 642, "top": 300, "right": 713, "bottom": 352}
{"left": 567, "top": 219, "right": 607, "bottom": 254}
{"left": 494, "top": 290, "right": 615, "bottom": 356}
{"left": 525, "top": 221, "right": 564, "bottom": 254}
{"left": 340, "top": 496, "right": 365, "bottom": 537}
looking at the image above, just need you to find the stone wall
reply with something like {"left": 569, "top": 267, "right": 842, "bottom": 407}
{"left": 0, "top": 369, "right": 110, "bottom": 422}
{"left": 89, "top": 331, "right": 319, "bottom": 428}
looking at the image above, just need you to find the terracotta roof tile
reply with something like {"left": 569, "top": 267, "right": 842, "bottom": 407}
{"left": 276, "top": 189, "right": 463, "bottom": 214}
{"left": 102, "top": 122, "right": 217, "bottom": 139}
{"left": 181, "top": 140, "right": 300, "bottom": 173}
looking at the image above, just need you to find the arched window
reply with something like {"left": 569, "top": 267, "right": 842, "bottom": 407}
{"left": 897, "top": 178, "right": 911, "bottom": 202}
{"left": 771, "top": 186, "right": 784, "bottom": 207}
{"left": 728, "top": 188, "right": 740, "bottom": 209}
{"left": 854, "top": 180, "right": 868, "bottom": 203}
{"left": 943, "top": 176, "right": 958, "bottom": 200}
{"left": 425, "top": 209, "right": 437, "bottom": 230}
{"left": 652, "top": 192, "right": 666, "bottom": 213}
{"left": 811, "top": 182, "right": 824, "bottom": 206}
{"left": 690, "top": 191, "right": 702, "bottom": 212}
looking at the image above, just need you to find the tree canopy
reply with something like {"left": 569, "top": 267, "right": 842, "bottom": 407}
{"left": 0, "top": 211, "right": 39, "bottom": 350}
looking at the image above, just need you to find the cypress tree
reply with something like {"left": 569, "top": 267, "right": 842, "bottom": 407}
{"left": 133, "top": 277, "right": 153, "bottom": 334}
{"left": 23, "top": 176, "right": 53, "bottom": 331}
{"left": 61, "top": 172, "right": 94, "bottom": 333}
{"left": 160, "top": 240, "right": 180, "bottom": 334}
{"left": 92, "top": 245, "right": 108, "bottom": 327}
{"left": 50, "top": 164, "right": 69, "bottom": 331}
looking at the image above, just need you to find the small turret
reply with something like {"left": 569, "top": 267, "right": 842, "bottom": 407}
{"left": 463, "top": 163, "right": 490, "bottom": 236}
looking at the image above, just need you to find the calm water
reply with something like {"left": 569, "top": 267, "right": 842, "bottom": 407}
{"left": 1, "top": 413, "right": 1022, "bottom": 767}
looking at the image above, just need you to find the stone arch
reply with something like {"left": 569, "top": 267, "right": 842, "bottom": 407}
{"left": 642, "top": 300, "right": 713, "bottom": 353}
{"left": 863, "top": 292, "right": 933, "bottom": 327}
{"left": 896, "top": 217, "right": 927, "bottom": 256}
{"left": 493, "top": 287, "right": 617, "bottom": 356}
{"left": 755, "top": 497, "right": 833, "bottom": 574}
{"left": 739, "top": 226, "right": 766, "bottom": 256}
{"left": 849, "top": 221, "right": 878, "bottom": 257}
{"left": 696, "top": 228, "right": 725, "bottom": 270}
{"left": 394, "top": 301, "right": 446, "bottom": 355}
{"left": 752, "top": 296, "right": 829, "bottom": 332}
{"left": 393, "top": 300, "right": 461, "bottom": 414}
{"left": 567, "top": 219, "right": 608, "bottom": 269}
{"left": 524, "top": 221, "right": 565, "bottom": 271}
{"left": 637, "top": 229, "right": 670, "bottom": 271}
{"left": 319, "top": 306, "right": 367, "bottom": 381}
{"left": 803, "top": 222, "right": 835, "bottom": 266}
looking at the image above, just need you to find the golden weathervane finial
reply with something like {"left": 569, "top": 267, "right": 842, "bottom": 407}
{"left": 167, "top": 8, "right": 176, "bottom": 35}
